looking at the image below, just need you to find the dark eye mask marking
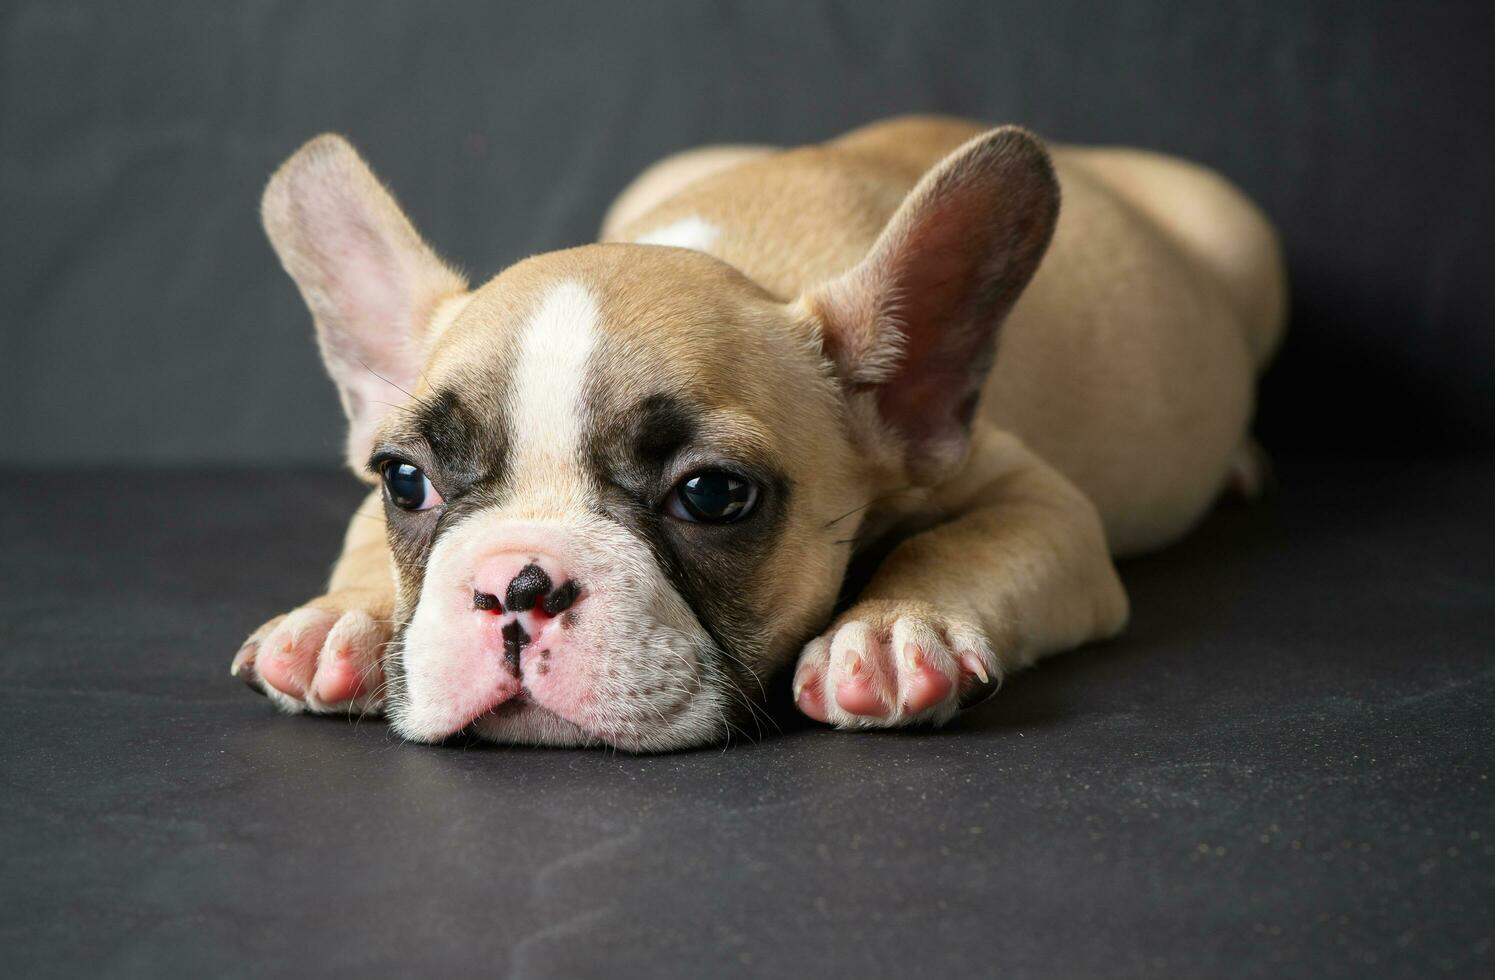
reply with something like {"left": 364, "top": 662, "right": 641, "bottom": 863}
{"left": 379, "top": 380, "right": 514, "bottom": 718}
{"left": 581, "top": 388, "right": 793, "bottom": 727}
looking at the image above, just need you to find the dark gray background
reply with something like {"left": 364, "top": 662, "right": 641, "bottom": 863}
{"left": 3, "top": 0, "right": 1493, "bottom": 465}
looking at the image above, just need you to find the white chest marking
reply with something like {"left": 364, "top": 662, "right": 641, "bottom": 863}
{"left": 508, "top": 280, "right": 599, "bottom": 468}
{"left": 634, "top": 215, "right": 721, "bottom": 253}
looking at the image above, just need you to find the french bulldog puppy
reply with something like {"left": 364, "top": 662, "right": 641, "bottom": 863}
{"left": 230, "top": 116, "right": 1284, "bottom": 752}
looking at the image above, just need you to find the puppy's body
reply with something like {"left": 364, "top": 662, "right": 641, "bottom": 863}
{"left": 606, "top": 117, "right": 1284, "bottom": 554}
{"left": 232, "top": 116, "right": 1285, "bottom": 751}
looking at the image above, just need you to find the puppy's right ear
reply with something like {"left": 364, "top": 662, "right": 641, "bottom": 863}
{"left": 262, "top": 135, "right": 468, "bottom": 471}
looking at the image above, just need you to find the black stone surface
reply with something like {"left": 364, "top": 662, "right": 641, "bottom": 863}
{"left": 1, "top": 461, "right": 1491, "bottom": 978}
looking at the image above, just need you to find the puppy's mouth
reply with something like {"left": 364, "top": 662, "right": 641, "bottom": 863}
{"left": 461, "top": 692, "right": 651, "bottom": 750}
{"left": 466, "top": 690, "right": 538, "bottom": 724}
{"left": 387, "top": 579, "right": 734, "bottom": 749}
{"left": 446, "top": 656, "right": 716, "bottom": 750}
{"left": 450, "top": 681, "right": 540, "bottom": 724}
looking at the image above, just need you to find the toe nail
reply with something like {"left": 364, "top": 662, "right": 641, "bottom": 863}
{"left": 233, "top": 660, "right": 265, "bottom": 696}
{"left": 230, "top": 644, "right": 255, "bottom": 678}
{"left": 904, "top": 643, "right": 922, "bottom": 671}
{"left": 962, "top": 652, "right": 990, "bottom": 685}
{"left": 846, "top": 653, "right": 862, "bottom": 676}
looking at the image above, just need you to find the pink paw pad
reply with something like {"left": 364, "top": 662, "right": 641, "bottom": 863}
{"left": 795, "top": 676, "right": 829, "bottom": 723}
{"left": 232, "top": 605, "right": 388, "bottom": 714}
{"left": 311, "top": 644, "right": 366, "bottom": 704}
{"left": 792, "top": 612, "right": 999, "bottom": 728}
{"left": 834, "top": 664, "right": 889, "bottom": 717}
{"left": 256, "top": 608, "right": 336, "bottom": 698}
{"left": 900, "top": 645, "right": 954, "bottom": 713}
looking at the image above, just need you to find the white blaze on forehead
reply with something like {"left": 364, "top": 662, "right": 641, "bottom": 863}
{"left": 634, "top": 215, "right": 721, "bottom": 253}
{"left": 508, "top": 280, "right": 599, "bottom": 474}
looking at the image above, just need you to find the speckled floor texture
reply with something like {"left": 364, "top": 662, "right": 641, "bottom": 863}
{"left": 2, "top": 459, "right": 1490, "bottom": 978}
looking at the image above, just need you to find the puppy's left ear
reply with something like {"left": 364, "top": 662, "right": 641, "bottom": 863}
{"left": 262, "top": 134, "right": 468, "bottom": 472}
{"left": 800, "top": 126, "right": 1059, "bottom": 484}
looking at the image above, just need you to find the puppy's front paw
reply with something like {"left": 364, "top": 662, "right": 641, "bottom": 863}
{"left": 792, "top": 600, "right": 1001, "bottom": 729}
{"left": 230, "top": 592, "right": 390, "bottom": 715}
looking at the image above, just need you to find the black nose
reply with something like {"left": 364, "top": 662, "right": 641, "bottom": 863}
{"left": 541, "top": 580, "right": 579, "bottom": 615}
{"left": 504, "top": 563, "right": 550, "bottom": 611}
{"left": 504, "top": 563, "right": 580, "bottom": 615}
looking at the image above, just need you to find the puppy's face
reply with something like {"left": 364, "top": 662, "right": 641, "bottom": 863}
{"left": 261, "top": 130, "right": 1056, "bottom": 750}
{"left": 373, "top": 248, "right": 863, "bottom": 750}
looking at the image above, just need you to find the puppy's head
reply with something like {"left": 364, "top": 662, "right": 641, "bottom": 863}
{"left": 261, "top": 128, "right": 1056, "bottom": 750}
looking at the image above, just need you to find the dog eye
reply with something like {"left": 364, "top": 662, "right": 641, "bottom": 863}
{"left": 382, "top": 461, "right": 442, "bottom": 511}
{"left": 668, "top": 470, "right": 759, "bottom": 524}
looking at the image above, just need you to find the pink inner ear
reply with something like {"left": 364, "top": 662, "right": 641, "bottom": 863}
{"left": 265, "top": 135, "right": 468, "bottom": 469}
{"left": 872, "top": 192, "right": 1003, "bottom": 453}
{"left": 307, "top": 189, "right": 415, "bottom": 360}
{"left": 815, "top": 128, "right": 1059, "bottom": 480}
{"left": 319, "top": 224, "right": 422, "bottom": 460}
{"left": 324, "top": 224, "right": 421, "bottom": 413}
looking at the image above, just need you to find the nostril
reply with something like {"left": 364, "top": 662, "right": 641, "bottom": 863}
{"left": 473, "top": 590, "right": 502, "bottom": 612}
{"left": 504, "top": 563, "right": 553, "bottom": 612}
{"left": 541, "top": 580, "right": 580, "bottom": 615}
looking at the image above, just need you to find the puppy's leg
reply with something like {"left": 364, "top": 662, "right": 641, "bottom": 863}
{"left": 795, "top": 433, "right": 1129, "bottom": 728}
{"left": 230, "top": 491, "right": 395, "bottom": 715}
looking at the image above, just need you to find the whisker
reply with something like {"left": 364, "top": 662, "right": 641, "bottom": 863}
{"left": 356, "top": 358, "right": 418, "bottom": 402}
{"left": 703, "top": 648, "right": 777, "bottom": 742}
{"left": 645, "top": 625, "right": 763, "bottom": 745}
{"left": 822, "top": 487, "right": 919, "bottom": 529}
